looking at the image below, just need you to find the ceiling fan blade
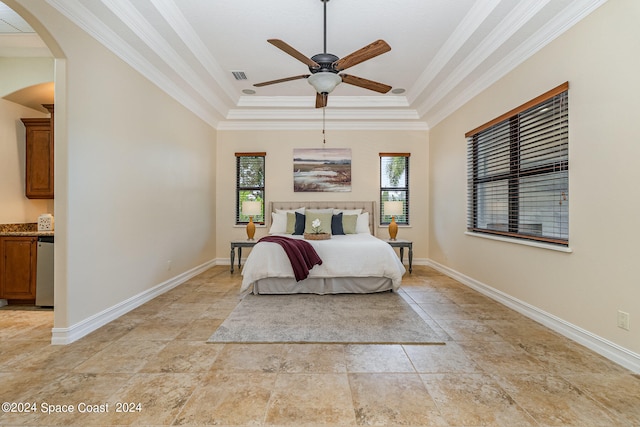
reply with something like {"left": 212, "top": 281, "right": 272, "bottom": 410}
{"left": 268, "top": 39, "right": 320, "bottom": 68}
{"left": 253, "top": 74, "right": 310, "bottom": 87}
{"left": 333, "top": 40, "right": 391, "bottom": 71}
{"left": 316, "top": 92, "right": 328, "bottom": 108}
{"left": 340, "top": 74, "right": 392, "bottom": 94}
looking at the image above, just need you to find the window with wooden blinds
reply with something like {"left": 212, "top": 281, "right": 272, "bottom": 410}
{"left": 380, "top": 153, "right": 410, "bottom": 225}
{"left": 236, "top": 153, "right": 265, "bottom": 224}
{"left": 466, "top": 83, "right": 569, "bottom": 246}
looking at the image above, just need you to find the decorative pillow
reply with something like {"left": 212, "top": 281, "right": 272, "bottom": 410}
{"left": 356, "top": 212, "right": 371, "bottom": 234}
{"left": 331, "top": 213, "right": 345, "bottom": 235}
{"left": 293, "top": 212, "right": 306, "bottom": 235}
{"left": 286, "top": 212, "right": 297, "bottom": 234}
{"left": 341, "top": 214, "right": 358, "bottom": 234}
{"left": 269, "top": 212, "right": 287, "bottom": 234}
{"left": 304, "top": 211, "right": 333, "bottom": 234}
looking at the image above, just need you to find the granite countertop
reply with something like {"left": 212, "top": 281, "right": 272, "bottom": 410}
{"left": 0, "top": 223, "right": 54, "bottom": 237}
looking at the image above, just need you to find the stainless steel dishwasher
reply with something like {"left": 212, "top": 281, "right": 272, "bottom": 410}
{"left": 36, "top": 236, "right": 54, "bottom": 307}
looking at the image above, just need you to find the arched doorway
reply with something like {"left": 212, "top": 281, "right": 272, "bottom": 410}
{"left": 1, "top": 0, "right": 67, "bottom": 343}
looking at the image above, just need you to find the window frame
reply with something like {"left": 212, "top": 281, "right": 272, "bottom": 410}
{"left": 235, "top": 152, "right": 266, "bottom": 225}
{"left": 379, "top": 153, "right": 410, "bottom": 226}
{"left": 466, "top": 82, "right": 569, "bottom": 246}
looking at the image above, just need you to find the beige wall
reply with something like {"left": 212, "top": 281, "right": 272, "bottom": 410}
{"left": 429, "top": 0, "right": 640, "bottom": 355}
{"left": 0, "top": 58, "right": 54, "bottom": 223}
{"left": 0, "top": 57, "right": 53, "bottom": 97}
{"left": 216, "top": 129, "right": 428, "bottom": 262}
{"left": 12, "top": 1, "right": 218, "bottom": 333}
{"left": 0, "top": 99, "right": 53, "bottom": 223}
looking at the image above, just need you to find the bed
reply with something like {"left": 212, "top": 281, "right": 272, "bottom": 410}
{"left": 240, "top": 201, "right": 406, "bottom": 294}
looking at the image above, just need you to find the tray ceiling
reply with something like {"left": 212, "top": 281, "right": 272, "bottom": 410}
{"left": 1, "top": 0, "right": 607, "bottom": 129}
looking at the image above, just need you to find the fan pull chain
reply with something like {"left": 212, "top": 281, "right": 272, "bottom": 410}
{"left": 322, "top": 105, "right": 326, "bottom": 146}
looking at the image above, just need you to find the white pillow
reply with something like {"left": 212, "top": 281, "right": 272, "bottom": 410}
{"left": 333, "top": 208, "right": 362, "bottom": 215}
{"left": 269, "top": 212, "right": 287, "bottom": 234}
{"left": 356, "top": 212, "right": 371, "bottom": 234}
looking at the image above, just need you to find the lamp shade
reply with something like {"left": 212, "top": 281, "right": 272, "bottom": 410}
{"left": 384, "top": 201, "right": 403, "bottom": 217}
{"left": 307, "top": 72, "right": 342, "bottom": 94}
{"left": 242, "top": 201, "right": 262, "bottom": 216}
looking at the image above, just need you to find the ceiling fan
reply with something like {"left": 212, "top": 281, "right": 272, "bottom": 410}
{"left": 253, "top": 0, "right": 392, "bottom": 108}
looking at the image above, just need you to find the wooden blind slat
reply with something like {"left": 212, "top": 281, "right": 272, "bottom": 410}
{"left": 379, "top": 152, "right": 411, "bottom": 157}
{"left": 235, "top": 152, "right": 266, "bottom": 157}
{"left": 465, "top": 82, "right": 569, "bottom": 137}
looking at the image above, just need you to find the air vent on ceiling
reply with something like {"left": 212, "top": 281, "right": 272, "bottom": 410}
{"left": 231, "top": 71, "right": 248, "bottom": 81}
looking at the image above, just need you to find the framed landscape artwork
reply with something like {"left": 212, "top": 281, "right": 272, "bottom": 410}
{"left": 293, "top": 148, "right": 351, "bottom": 192}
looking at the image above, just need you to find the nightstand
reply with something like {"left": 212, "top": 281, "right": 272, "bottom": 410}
{"left": 230, "top": 240, "right": 257, "bottom": 273}
{"left": 384, "top": 239, "right": 413, "bottom": 273}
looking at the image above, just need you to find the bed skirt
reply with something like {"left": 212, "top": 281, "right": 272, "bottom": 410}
{"left": 251, "top": 276, "right": 395, "bottom": 295}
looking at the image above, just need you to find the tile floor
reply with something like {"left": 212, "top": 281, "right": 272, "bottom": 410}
{"left": 0, "top": 265, "right": 639, "bottom": 426}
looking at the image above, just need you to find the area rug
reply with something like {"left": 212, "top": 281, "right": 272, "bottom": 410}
{"left": 208, "top": 292, "right": 446, "bottom": 344}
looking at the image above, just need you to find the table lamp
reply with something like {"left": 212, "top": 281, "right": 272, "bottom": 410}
{"left": 242, "top": 201, "right": 262, "bottom": 240}
{"left": 383, "top": 201, "right": 403, "bottom": 241}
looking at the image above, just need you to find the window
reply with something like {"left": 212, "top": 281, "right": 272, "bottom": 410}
{"left": 466, "top": 82, "right": 569, "bottom": 246}
{"left": 236, "top": 152, "right": 265, "bottom": 224}
{"left": 380, "top": 153, "right": 410, "bottom": 225}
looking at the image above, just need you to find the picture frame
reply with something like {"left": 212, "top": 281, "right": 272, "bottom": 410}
{"left": 293, "top": 148, "right": 351, "bottom": 192}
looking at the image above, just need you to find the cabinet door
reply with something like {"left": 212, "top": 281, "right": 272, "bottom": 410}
{"left": 22, "top": 118, "right": 54, "bottom": 199}
{"left": 0, "top": 237, "right": 38, "bottom": 300}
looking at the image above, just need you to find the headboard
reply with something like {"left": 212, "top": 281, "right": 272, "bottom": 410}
{"left": 269, "top": 201, "right": 377, "bottom": 236}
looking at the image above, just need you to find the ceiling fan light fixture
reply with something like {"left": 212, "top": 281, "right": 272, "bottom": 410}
{"left": 254, "top": 0, "right": 391, "bottom": 107}
{"left": 307, "top": 72, "right": 341, "bottom": 94}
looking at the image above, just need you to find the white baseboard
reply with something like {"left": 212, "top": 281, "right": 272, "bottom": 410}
{"left": 51, "top": 259, "right": 218, "bottom": 345}
{"left": 425, "top": 258, "right": 640, "bottom": 374}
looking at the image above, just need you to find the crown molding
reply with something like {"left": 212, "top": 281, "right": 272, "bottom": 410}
{"left": 100, "top": 0, "right": 232, "bottom": 112}
{"left": 226, "top": 107, "right": 421, "bottom": 121}
{"left": 416, "top": 0, "right": 551, "bottom": 118}
{"left": 217, "top": 120, "right": 429, "bottom": 131}
{"left": 408, "top": 0, "right": 501, "bottom": 104}
{"left": 424, "top": 0, "right": 608, "bottom": 127}
{"left": 237, "top": 95, "right": 410, "bottom": 109}
{"left": 149, "top": 0, "right": 238, "bottom": 104}
{"left": 46, "top": 0, "right": 228, "bottom": 125}
{"left": 44, "top": 0, "right": 607, "bottom": 133}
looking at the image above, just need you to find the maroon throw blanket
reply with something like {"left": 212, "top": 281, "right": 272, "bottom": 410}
{"left": 258, "top": 236, "right": 323, "bottom": 281}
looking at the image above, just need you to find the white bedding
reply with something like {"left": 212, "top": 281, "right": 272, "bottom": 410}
{"left": 240, "top": 233, "right": 406, "bottom": 294}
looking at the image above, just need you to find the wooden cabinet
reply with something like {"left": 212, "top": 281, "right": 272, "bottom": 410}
{"left": 21, "top": 104, "right": 54, "bottom": 199}
{"left": 0, "top": 236, "right": 38, "bottom": 301}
